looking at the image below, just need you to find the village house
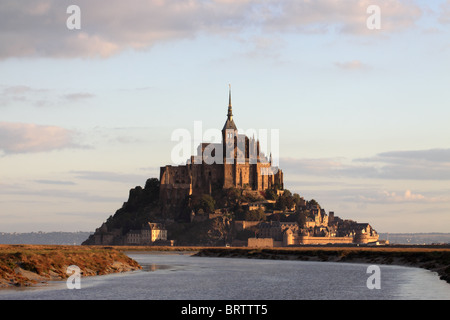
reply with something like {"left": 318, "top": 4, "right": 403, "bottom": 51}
{"left": 125, "top": 222, "right": 168, "bottom": 245}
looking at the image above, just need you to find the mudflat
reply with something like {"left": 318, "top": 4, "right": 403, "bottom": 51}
{"left": 0, "top": 244, "right": 141, "bottom": 288}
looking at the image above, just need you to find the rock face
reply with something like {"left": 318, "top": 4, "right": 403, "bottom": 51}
{"left": 165, "top": 216, "right": 233, "bottom": 246}
{"left": 82, "top": 178, "right": 163, "bottom": 246}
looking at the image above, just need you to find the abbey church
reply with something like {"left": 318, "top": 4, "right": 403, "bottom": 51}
{"left": 159, "top": 87, "right": 284, "bottom": 206}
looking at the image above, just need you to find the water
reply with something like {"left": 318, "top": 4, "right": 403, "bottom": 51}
{"left": 1, "top": 252, "right": 450, "bottom": 300}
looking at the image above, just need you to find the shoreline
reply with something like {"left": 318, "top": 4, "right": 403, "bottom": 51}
{"left": 0, "top": 244, "right": 141, "bottom": 288}
{"left": 110, "top": 244, "right": 450, "bottom": 284}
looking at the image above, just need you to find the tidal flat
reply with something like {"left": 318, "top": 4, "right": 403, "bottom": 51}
{"left": 0, "top": 244, "right": 141, "bottom": 288}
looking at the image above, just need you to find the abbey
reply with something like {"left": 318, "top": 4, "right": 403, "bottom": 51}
{"left": 159, "top": 87, "right": 284, "bottom": 207}
{"left": 83, "top": 87, "right": 383, "bottom": 247}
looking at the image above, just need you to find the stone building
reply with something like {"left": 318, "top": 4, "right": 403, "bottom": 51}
{"left": 245, "top": 210, "right": 379, "bottom": 247}
{"left": 87, "top": 221, "right": 169, "bottom": 246}
{"left": 159, "top": 87, "right": 284, "bottom": 209}
{"left": 258, "top": 221, "right": 299, "bottom": 241}
{"left": 92, "top": 223, "right": 122, "bottom": 245}
{"left": 125, "top": 222, "right": 168, "bottom": 245}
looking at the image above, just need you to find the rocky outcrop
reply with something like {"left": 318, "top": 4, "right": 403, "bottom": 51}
{"left": 166, "top": 216, "right": 232, "bottom": 246}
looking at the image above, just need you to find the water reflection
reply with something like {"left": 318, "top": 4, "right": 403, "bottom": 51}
{"left": 141, "top": 264, "right": 173, "bottom": 272}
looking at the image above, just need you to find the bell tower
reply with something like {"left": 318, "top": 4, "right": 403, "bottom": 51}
{"left": 222, "top": 84, "right": 238, "bottom": 162}
{"left": 222, "top": 85, "right": 238, "bottom": 188}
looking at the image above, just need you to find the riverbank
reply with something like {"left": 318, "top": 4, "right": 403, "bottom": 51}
{"left": 193, "top": 246, "right": 450, "bottom": 284}
{"left": 0, "top": 245, "right": 141, "bottom": 288}
{"left": 110, "top": 244, "right": 450, "bottom": 284}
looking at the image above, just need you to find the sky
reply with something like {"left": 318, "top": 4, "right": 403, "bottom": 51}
{"left": 1, "top": 0, "right": 450, "bottom": 233}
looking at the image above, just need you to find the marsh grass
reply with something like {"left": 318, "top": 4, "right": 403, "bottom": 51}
{"left": 0, "top": 245, "right": 141, "bottom": 287}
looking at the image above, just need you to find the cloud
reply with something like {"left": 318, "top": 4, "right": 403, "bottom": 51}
{"left": 0, "top": 122, "right": 82, "bottom": 154}
{"left": 1, "top": 84, "right": 98, "bottom": 108}
{"left": 355, "top": 148, "right": 450, "bottom": 180}
{"left": 356, "top": 189, "right": 449, "bottom": 204}
{"left": 0, "top": 85, "right": 50, "bottom": 106}
{"left": 3, "top": 85, "right": 35, "bottom": 95}
{"left": 281, "top": 147, "right": 450, "bottom": 181}
{"left": 259, "top": 0, "right": 421, "bottom": 35}
{"left": 439, "top": 0, "right": 450, "bottom": 24}
{"left": 0, "top": 0, "right": 423, "bottom": 59}
{"left": 0, "top": 0, "right": 249, "bottom": 59}
{"left": 280, "top": 156, "right": 378, "bottom": 178}
{"left": 0, "top": 183, "right": 122, "bottom": 203}
{"left": 369, "top": 149, "right": 450, "bottom": 163}
{"left": 62, "top": 92, "right": 95, "bottom": 101}
{"left": 34, "top": 180, "right": 76, "bottom": 186}
{"left": 71, "top": 170, "right": 145, "bottom": 185}
{"left": 381, "top": 189, "right": 425, "bottom": 202}
{"left": 334, "top": 60, "right": 367, "bottom": 70}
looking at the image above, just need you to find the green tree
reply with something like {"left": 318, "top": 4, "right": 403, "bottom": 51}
{"left": 307, "top": 199, "right": 319, "bottom": 208}
{"left": 265, "top": 188, "right": 278, "bottom": 200}
{"left": 245, "top": 208, "right": 266, "bottom": 221}
{"left": 293, "top": 193, "right": 304, "bottom": 208}
{"left": 276, "top": 189, "right": 294, "bottom": 211}
{"left": 295, "top": 209, "right": 307, "bottom": 227}
{"left": 226, "top": 187, "right": 242, "bottom": 206}
{"left": 194, "top": 194, "right": 215, "bottom": 214}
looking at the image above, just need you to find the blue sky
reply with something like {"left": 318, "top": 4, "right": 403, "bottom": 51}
{"left": 1, "top": 0, "right": 450, "bottom": 233}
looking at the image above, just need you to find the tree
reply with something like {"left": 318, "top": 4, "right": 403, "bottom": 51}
{"left": 295, "top": 209, "right": 307, "bottom": 227}
{"left": 225, "top": 187, "right": 242, "bottom": 206}
{"left": 275, "top": 189, "right": 294, "bottom": 211}
{"left": 307, "top": 199, "right": 319, "bottom": 208}
{"left": 194, "top": 194, "right": 215, "bottom": 214}
{"left": 293, "top": 193, "right": 304, "bottom": 208}
{"left": 244, "top": 208, "right": 266, "bottom": 221}
{"left": 265, "top": 188, "right": 278, "bottom": 201}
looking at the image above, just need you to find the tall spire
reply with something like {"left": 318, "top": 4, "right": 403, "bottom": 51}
{"left": 227, "top": 84, "right": 232, "bottom": 121}
{"left": 222, "top": 84, "right": 237, "bottom": 132}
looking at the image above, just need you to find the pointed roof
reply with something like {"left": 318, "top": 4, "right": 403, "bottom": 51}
{"left": 223, "top": 84, "right": 237, "bottom": 131}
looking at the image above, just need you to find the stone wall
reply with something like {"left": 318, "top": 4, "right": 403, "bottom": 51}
{"left": 234, "top": 220, "right": 260, "bottom": 232}
{"left": 298, "top": 236, "right": 354, "bottom": 245}
{"left": 247, "top": 238, "right": 274, "bottom": 248}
